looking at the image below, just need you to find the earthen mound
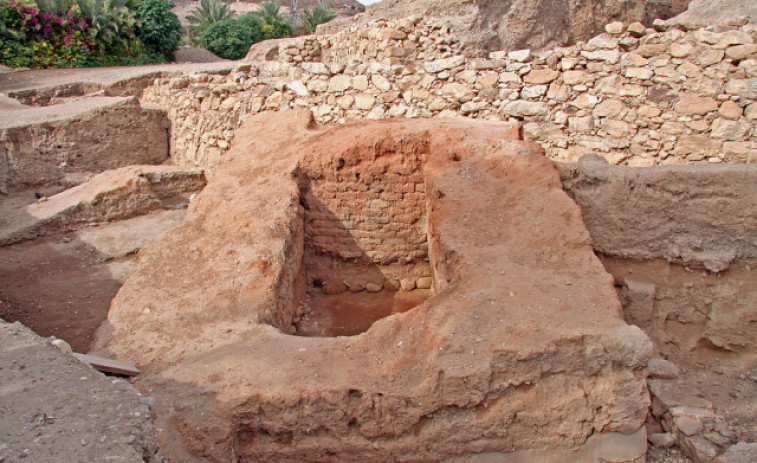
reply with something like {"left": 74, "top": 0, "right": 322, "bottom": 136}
{"left": 99, "top": 111, "right": 651, "bottom": 462}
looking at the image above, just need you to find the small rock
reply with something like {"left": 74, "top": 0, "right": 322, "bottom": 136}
{"left": 508, "top": 49, "right": 532, "bottom": 63}
{"left": 50, "top": 339, "right": 73, "bottom": 354}
{"left": 648, "top": 432, "right": 676, "bottom": 448}
{"left": 647, "top": 358, "right": 681, "bottom": 379}
{"left": 365, "top": 283, "right": 383, "bottom": 293}
{"left": 524, "top": 69, "right": 560, "bottom": 85}
{"left": 726, "top": 44, "right": 757, "bottom": 61}
{"left": 322, "top": 281, "right": 347, "bottom": 295}
{"left": 670, "top": 43, "right": 694, "bottom": 59}
{"left": 605, "top": 21, "right": 625, "bottom": 35}
{"left": 718, "top": 101, "right": 743, "bottom": 120}
{"left": 384, "top": 279, "right": 400, "bottom": 292}
{"left": 139, "top": 397, "right": 155, "bottom": 408}
{"left": 675, "top": 95, "right": 718, "bottom": 115}
{"left": 676, "top": 415, "right": 704, "bottom": 436}
{"left": 346, "top": 282, "right": 365, "bottom": 293}
{"left": 626, "top": 22, "right": 647, "bottom": 37}
{"left": 400, "top": 278, "right": 416, "bottom": 291}
{"left": 714, "top": 443, "right": 757, "bottom": 463}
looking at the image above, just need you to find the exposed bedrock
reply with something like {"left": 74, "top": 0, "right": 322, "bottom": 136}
{"left": 100, "top": 111, "right": 651, "bottom": 462}
{"left": 324, "top": 0, "right": 690, "bottom": 54}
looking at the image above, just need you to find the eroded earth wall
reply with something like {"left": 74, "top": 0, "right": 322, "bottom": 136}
{"left": 559, "top": 154, "right": 757, "bottom": 354}
{"left": 0, "top": 97, "right": 168, "bottom": 193}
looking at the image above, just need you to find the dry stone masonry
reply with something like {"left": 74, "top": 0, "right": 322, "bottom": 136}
{"left": 142, "top": 18, "right": 757, "bottom": 168}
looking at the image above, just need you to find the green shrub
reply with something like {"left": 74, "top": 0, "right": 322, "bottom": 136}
{"left": 199, "top": 17, "right": 252, "bottom": 59}
{"left": 247, "top": 0, "right": 290, "bottom": 39}
{"left": 76, "top": 0, "right": 134, "bottom": 56}
{"left": 133, "top": 0, "right": 181, "bottom": 60}
{"left": 34, "top": 0, "right": 73, "bottom": 15}
{"left": 119, "top": 49, "right": 166, "bottom": 65}
{"left": 186, "top": 0, "right": 232, "bottom": 44}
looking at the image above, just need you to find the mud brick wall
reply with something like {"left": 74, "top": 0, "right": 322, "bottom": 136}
{"left": 301, "top": 152, "right": 428, "bottom": 264}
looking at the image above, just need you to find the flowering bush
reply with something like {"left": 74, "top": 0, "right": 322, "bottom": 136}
{"left": 0, "top": 0, "right": 179, "bottom": 68}
{"left": 0, "top": 1, "right": 96, "bottom": 67}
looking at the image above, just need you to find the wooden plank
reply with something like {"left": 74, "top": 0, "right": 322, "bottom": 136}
{"left": 73, "top": 353, "right": 140, "bottom": 377}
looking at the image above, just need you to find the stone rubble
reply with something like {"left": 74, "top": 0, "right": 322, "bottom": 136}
{"left": 646, "top": 357, "right": 753, "bottom": 463}
{"left": 142, "top": 18, "right": 757, "bottom": 169}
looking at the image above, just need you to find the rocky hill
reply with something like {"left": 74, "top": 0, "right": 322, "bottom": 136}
{"left": 321, "top": 0, "right": 692, "bottom": 54}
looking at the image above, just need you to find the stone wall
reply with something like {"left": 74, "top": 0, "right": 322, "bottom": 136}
{"left": 141, "top": 18, "right": 757, "bottom": 168}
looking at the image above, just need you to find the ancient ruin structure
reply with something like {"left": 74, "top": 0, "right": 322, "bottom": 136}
{"left": 1, "top": 5, "right": 756, "bottom": 463}
{"left": 99, "top": 111, "right": 652, "bottom": 462}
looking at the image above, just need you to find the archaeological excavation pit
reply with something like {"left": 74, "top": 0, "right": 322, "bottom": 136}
{"left": 100, "top": 112, "right": 654, "bottom": 463}
{"left": 291, "top": 142, "right": 434, "bottom": 337}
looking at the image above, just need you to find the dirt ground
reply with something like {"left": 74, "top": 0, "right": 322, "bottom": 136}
{"left": 0, "top": 204, "right": 186, "bottom": 352}
{"left": 0, "top": 320, "right": 156, "bottom": 463}
{"left": 0, "top": 61, "right": 234, "bottom": 96}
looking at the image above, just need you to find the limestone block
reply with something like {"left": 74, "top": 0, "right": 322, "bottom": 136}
{"left": 507, "top": 49, "right": 531, "bottom": 62}
{"left": 710, "top": 118, "right": 751, "bottom": 140}
{"left": 502, "top": 100, "right": 549, "bottom": 117}
{"left": 594, "top": 98, "right": 627, "bottom": 118}
{"left": 605, "top": 22, "right": 625, "bottom": 35}
{"left": 726, "top": 44, "right": 757, "bottom": 61}
{"left": 372, "top": 74, "right": 392, "bottom": 92}
{"left": 581, "top": 49, "right": 621, "bottom": 64}
{"left": 675, "top": 95, "right": 719, "bottom": 115}
{"left": 725, "top": 79, "right": 757, "bottom": 99}
{"left": 524, "top": 69, "right": 560, "bottom": 84}
{"left": 441, "top": 83, "right": 474, "bottom": 102}
{"left": 424, "top": 55, "right": 466, "bottom": 73}
{"left": 354, "top": 93, "right": 376, "bottom": 110}
{"left": 351, "top": 75, "right": 369, "bottom": 91}
{"left": 520, "top": 85, "right": 547, "bottom": 99}
{"left": 670, "top": 42, "right": 694, "bottom": 58}
{"left": 328, "top": 75, "right": 351, "bottom": 92}
{"left": 563, "top": 70, "right": 587, "bottom": 85}
{"left": 718, "top": 101, "right": 743, "bottom": 119}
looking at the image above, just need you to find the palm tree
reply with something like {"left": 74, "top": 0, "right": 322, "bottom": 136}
{"left": 301, "top": 5, "right": 335, "bottom": 34}
{"left": 186, "top": 0, "right": 235, "bottom": 42}
{"left": 76, "top": 0, "right": 131, "bottom": 50}
{"left": 249, "top": 0, "right": 286, "bottom": 26}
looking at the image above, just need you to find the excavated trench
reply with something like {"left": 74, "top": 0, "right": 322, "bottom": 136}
{"left": 1, "top": 108, "right": 756, "bottom": 462}
{"left": 291, "top": 147, "right": 434, "bottom": 336}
